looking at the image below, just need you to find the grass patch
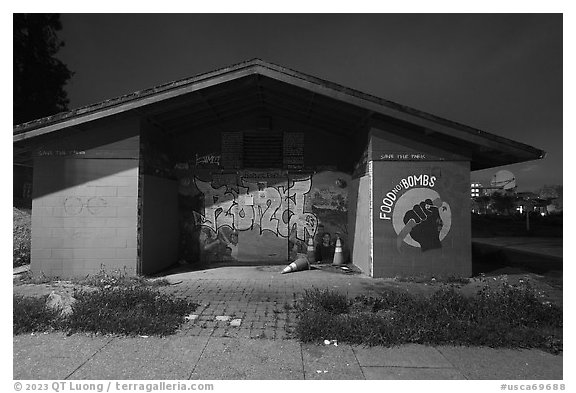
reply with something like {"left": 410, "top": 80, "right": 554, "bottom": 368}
{"left": 14, "top": 287, "right": 197, "bottom": 337}
{"left": 66, "top": 287, "right": 197, "bottom": 336}
{"left": 295, "top": 283, "right": 562, "bottom": 354}
{"left": 13, "top": 295, "right": 62, "bottom": 334}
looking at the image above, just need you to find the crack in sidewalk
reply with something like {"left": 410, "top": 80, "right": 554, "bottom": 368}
{"left": 65, "top": 336, "right": 115, "bottom": 380}
{"left": 188, "top": 336, "right": 212, "bottom": 380}
{"left": 434, "top": 347, "right": 469, "bottom": 380}
{"left": 350, "top": 346, "right": 367, "bottom": 380}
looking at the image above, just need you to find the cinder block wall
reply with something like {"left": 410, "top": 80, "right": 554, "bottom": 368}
{"left": 30, "top": 116, "right": 140, "bottom": 277}
{"left": 371, "top": 161, "right": 471, "bottom": 278}
{"left": 368, "top": 126, "right": 472, "bottom": 278}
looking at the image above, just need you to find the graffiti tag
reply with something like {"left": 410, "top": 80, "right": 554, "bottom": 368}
{"left": 380, "top": 174, "right": 437, "bottom": 220}
{"left": 195, "top": 153, "right": 221, "bottom": 166}
{"left": 193, "top": 177, "right": 318, "bottom": 241}
{"left": 63, "top": 197, "right": 108, "bottom": 216}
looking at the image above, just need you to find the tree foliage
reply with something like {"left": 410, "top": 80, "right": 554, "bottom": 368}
{"left": 14, "top": 14, "right": 73, "bottom": 125}
{"left": 490, "top": 192, "right": 516, "bottom": 215}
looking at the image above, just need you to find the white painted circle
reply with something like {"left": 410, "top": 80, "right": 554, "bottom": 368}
{"left": 391, "top": 188, "right": 452, "bottom": 248}
{"left": 64, "top": 197, "right": 83, "bottom": 216}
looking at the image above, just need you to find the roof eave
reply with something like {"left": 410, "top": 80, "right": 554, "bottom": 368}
{"left": 13, "top": 59, "right": 545, "bottom": 167}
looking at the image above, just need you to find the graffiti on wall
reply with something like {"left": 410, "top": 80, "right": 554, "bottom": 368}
{"left": 309, "top": 172, "right": 349, "bottom": 240}
{"left": 379, "top": 174, "right": 451, "bottom": 252}
{"left": 63, "top": 196, "right": 108, "bottom": 216}
{"left": 37, "top": 150, "right": 86, "bottom": 157}
{"left": 175, "top": 167, "right": 350, "bottom": 264}
{"left": 192, "top": 176, "right": 318, "bottom": 241}
{"left": 195, "top": 153, "right": 221, "bottom": 167}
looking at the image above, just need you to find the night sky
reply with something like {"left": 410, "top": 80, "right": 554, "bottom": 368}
{"left": 56, "top": 14, "right": 562, "bottom": 192}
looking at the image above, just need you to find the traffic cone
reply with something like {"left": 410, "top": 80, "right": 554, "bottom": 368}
{"left": 307, "top": 237, "right": 315, "bottom": 263}
{"left": 332, "top": 237, "right": 345, "bottom": 266}
{"left": 281, "top": 255, "right": 310, "bottom": 274}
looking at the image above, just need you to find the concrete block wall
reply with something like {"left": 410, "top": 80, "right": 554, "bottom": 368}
{"left": 31, "top": 159, "right": 139, "bottom": 277}
{"left": 30, "top": 116, "right": 140, "bottom": 277}
{"left": 371, "top": 160, "right": 471, "bottom": 278}
{"left": 362, "top": 126, "right": 472, "bottom": 278}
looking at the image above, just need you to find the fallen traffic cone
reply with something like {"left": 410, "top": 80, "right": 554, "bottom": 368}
{"left": 332, "top": 237, "right": 345, "bottom": 266}
{"left": 307, "top": 237, "right": 315, "bottom": 263}
{"left": 281, "top": 255, "right": 310, "bottom": 274}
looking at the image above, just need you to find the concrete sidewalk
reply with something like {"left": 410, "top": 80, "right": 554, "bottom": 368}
{"left": 13, "top": 333, "right": 563, "bottom": 380}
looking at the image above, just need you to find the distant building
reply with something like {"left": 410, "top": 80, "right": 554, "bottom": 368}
{"left": 470, "top": 182, "right": 484, "bottom": 198}
{"left": 471, "top": 182, "right": 495, "bottom": 214}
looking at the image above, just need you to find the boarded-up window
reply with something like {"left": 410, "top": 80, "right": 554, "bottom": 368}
{"left": 243, "top": 130, "right": 283, "bottom": 168}
{"left": 283, "top": 132, "right": 304, "bottom": 169}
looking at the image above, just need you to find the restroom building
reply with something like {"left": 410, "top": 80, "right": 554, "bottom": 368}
{"left": 13, "top": 59, "right": 544, "bottom": 278}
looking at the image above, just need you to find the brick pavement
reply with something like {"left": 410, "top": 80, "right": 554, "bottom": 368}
{"left": 159, "top": 264, "right": 385, "bottom": 340}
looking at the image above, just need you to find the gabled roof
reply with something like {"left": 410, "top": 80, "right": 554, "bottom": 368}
{"left": 13, "top": 58, "right": 545, "bottom": 170}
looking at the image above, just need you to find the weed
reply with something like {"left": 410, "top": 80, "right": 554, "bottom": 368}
{"left": 13, "top": 295, "right": 62, "bottom": 334}
{"left": 14, "top": 286, "right": 197, "bottom": 337}
{"left": 66, "top": 286, "right": 198, "bottom": 336}
{"left": 294, "top": 283, "right": 562, "bottom": 354}
{"left": 297, "top": 288, "right": 350, "bottom": 315}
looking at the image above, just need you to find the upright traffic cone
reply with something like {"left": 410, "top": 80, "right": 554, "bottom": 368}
{"left": 306, "top": 237, "right": 316, "bottom": 263}
{"left": 332, "top": 237, "right": 345, "bottom": 266}
{"left": 281, "top": 255, "right": 310, "bottom": 274}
